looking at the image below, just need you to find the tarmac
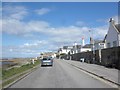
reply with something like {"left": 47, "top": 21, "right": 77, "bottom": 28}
{"left": 63, "top": 59, "right": 120, "bottom": 86}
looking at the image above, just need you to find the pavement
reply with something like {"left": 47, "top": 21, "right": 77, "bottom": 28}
{"left": 8, "top": 59, "right": 117, "bottom": 88}
{"left": 64, "top": 59, "right": 119, "bottom": 86}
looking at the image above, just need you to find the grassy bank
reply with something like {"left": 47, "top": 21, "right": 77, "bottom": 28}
{"left": 2, "top": 60, "right": 40, "bottom": 80}
{"left": 1, "top": 60, "right": 40, "bottom": 88}
{"left": 0, "top": 60, "right": 40, "bottom": 88}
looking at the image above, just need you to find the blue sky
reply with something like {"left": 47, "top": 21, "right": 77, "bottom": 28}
{"left": 2, "top": 2, "right": 118, "bottom": 58}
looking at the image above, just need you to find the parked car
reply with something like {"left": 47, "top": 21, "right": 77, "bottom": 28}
{"left": 41, "top": 57, "right": 53, "bottom": 66}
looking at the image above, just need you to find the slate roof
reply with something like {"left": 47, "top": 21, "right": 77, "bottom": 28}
{"left": 82, "top": 44, "right": 91, "bottom": 48}
{"left": 115, "top": 24, "right": 120, "bottom": 33}
{"left": 103, "top": 34, "right": 107, "bottom": 43}
{"left": 94, "top": 40, "right": 104, "bottom": 44}
{"left": 63, "top": 46, "right": 68, "bottom": 49}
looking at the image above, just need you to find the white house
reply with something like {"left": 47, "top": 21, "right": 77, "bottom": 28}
{"left": 94, "top": 40, "right": 106, "bottom": 50}
{"left": 71, "top": 38, "right": 91, "bottom": 54}
{"left": 71, "top": 44, "right": 91, "bottom": 54}
{"left": 72, "top": 43, "right": 81, "bottom": 54}
{"left": 58, "top": 46, "right": 72, "bottom": 55}
{"left": 105, "top": 18, "right": 120, "bottom": 48}
{"left": 81, "top": 44, "right": 91, "bottom": 52}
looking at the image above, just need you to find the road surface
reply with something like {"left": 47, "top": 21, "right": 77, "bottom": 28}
{"left": 9, "top": 59, "right": 115, "bottom": 88}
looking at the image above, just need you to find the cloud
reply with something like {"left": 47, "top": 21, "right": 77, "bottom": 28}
{"left": 2, "top": 40, "right": 49, "bottom": 58}
{"left": 35, "top": 8, "right": 51, "bottom": 15}
{"left": 49, "top": 25, "right": 108, "bottom": 45}
{"left": 2, "top": 22, "right": 108, "bottom": 58}
{"left": 92, "top": 25, "right": 108, "bottom": 40}
{"left": 26, "top": 20, "right": 50, "bottom": 32}
{"left": 2, "top": 18, "right": 108, "bottom": 43}
{"left": 2, "top": 4, "right": 108, "bottom": 42}
{"left": 0, "top": 20, "right": 2, "bottom": 32}
{"left": 2, "top": 19, "right": 50, "bottom": 35}
{"left": 2, "top": 5, "right": 28, "bottom": 20}
{"left": 9, "top": 49, "right": 13, "bottom": 52}
{"left": 2, "top": 19, "right": 25, "bottom": 34}
{"left": 21, "top": 40, "right": 48, "bottom": 49}
{"left": 2, "top": 4, "right": 113, "bottom": 58}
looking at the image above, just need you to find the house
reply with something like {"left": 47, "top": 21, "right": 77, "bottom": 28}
{"left": 58, "top": 38, "right": 91, "bottom": 55}
{"left": 81, "top": 44, "right": 91, "bottom": 52}
{"left": 71, "top": 43, "right": 91, "bottom": 54}
{"left": 105, "top": 18, "right": 120, "bottom": 48}
{"left": 94, "top": 40, "right": 106, "bottom": 50}
{"left": 58, "top": 46, "right": 72, "bottom": 55}
{"left": 89, "top": 36, "right": 105, "bottom": 51}
{"left": 72, "top": 43, "right": 81, "bottom": 54}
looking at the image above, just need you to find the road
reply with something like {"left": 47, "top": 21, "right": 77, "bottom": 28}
{"left": 9, "top": 59, "right": 114, "bottom": 88}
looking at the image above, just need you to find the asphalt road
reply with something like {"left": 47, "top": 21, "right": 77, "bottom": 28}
{"left": 9, "top": 59, "right": 114, "bottom": 88}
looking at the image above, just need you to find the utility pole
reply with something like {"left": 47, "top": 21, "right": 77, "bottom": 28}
{"left": 89, "top": 29, "right": 95, "bottom": 64}
{"left": 93, "top": 39, "right": 95, "bottom": 64}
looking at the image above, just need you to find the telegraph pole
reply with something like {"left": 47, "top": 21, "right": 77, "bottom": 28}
{"left": 89, "top": 29, "right": 95, "bottom": 64}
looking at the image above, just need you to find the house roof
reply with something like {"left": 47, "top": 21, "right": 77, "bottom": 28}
{"left": 63, "top": 46, "right": 73, "bottom": 49}
{"left": 73, "top": 45, "right": 81, "bottom": 49}
{"left": 94, "top": 40, "right": 104, "bottom": 44}
{"left": 82, "top": 44, "right": 91, "bottom": 48}
{"left": 115, "top": 24, "right": 120, "bottom": 33}
{"left": 109, "top": 18, "right": 120, "bottom": 33}
{"left": 63, "top": 46, "right": 68, "bottom": 49}
{"left": 103, "top": 34, "right": 107, "bottom": 42}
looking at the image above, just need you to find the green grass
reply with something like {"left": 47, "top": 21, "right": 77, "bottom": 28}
{"left": 2, "top": 60, "right": 40, "bottom": 80}
{"left": 0, "top": 68, "right": 2, "bottom": 80}
{"left": 2, "top": 72, "right": 27, "bottom": 87}
{"left": 1, "top": 60, "right": 40, "bottom": 88}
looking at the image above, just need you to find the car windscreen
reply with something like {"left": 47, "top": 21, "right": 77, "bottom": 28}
{"left": 42, "top": 58, "right": 47, "bottom": 60}
{"left": 48, "top": 58, "right": 51, "bottom": 60}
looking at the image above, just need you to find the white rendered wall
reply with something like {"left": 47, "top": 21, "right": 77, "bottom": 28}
{"left": 80, "top": 48, "right": 91, "bottom": 52}
{"left": 106, "top": 22, "right": 119, "bottom": 48}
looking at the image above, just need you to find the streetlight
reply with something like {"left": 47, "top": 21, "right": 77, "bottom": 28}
{"left": 89, "top": 29, "right": 95, "bottom": 64}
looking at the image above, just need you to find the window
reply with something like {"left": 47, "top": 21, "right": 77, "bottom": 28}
{"left": 107, "top": 43, "right": 110, "bottom": 48}
{"left": 43, "top": 58, "right": 47, "bottom": 60}
{"left": 100, "top": 43, "right": 104, "bottom": 49}
{"left": 113, "top": 41, "right": 117, "bottom": 47}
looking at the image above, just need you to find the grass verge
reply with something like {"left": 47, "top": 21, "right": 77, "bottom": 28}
{"left": 2, "top": 60, "right": 40, "bottom": 88}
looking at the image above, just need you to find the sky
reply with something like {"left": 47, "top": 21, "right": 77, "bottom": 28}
{"left": 1, "top": 2, "right": 118, "bottom": 58}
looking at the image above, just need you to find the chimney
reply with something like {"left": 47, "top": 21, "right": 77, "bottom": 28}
{"left": 82, "top": 37, "right": 85, "bottom": 46}
{"left": 109, "top": 18, "right": 115, "bottom": 24}
{"left": 90, "top": 37, "right": 93, "bottom": 44}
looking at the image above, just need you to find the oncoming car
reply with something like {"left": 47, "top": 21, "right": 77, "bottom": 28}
{"left": 41, "top": 57, "right": 53, "bottom": 66}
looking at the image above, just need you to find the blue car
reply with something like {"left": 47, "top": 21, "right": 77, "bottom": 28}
{"left": 41, "top": 57, "right": 53, "bottom": 66}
